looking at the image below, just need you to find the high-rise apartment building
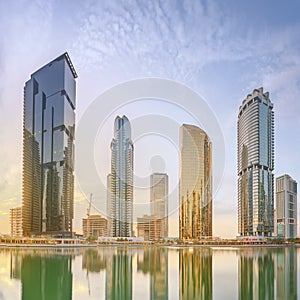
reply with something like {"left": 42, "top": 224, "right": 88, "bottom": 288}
{"left": 150, "top": 173, "right": 168, "bottom": 238}
{"left": 22, "top": 53, "right": 77, "bottom": 236}
{"left": 109, "top": 116, "right": 134, "bottom": 237}
{"left": 238, "top": 87, "right": 274, "bottom": 236}
{"left": 10, "top": 206, "right": 22, "bottom": 237}
{"left": 107, "top": 174, "right": 112, "bottom": 236}
{"left": 276, "top": 174, "right": 297, "bottom": 238}
{"left": 179, "top": 124, "right": 212, "bottom": 240}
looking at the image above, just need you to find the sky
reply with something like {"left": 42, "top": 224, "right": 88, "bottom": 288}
{"left": 0, "top": 0, "right": 300, "bottom": 238}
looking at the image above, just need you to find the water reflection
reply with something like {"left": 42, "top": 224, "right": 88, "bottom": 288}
{"left": 137, "top": 247, "right": 168, "bottom": 299}
{"left": 238, "top": 248, "right": 297, "bottom": 300}
{"left": 180, "top": 248, "right": 212, "bottom": 300}
{"left": 2, "top": 246, "right": 299, "bottom": 299}
{"left": 275, "top": 248, "right": 297, "bottom": 300}
{"left": 10, "top": 249, "right": 74, "bottom": 300}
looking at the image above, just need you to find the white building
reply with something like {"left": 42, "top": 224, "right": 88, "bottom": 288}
{"left": 276, "top": 174, "right": 297, "bottom": 238}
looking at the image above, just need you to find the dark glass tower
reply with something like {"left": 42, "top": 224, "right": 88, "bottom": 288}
{"left": 22, "top": 53, "right": 77, "bottom": 236}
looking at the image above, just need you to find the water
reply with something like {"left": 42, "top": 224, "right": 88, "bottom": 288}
{"left": 0, "top": 246, "right": 299, "bottom": 299}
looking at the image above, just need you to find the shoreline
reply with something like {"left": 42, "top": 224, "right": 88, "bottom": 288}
{"left": 0, "top": 242, "right": 299, "bottom": 249}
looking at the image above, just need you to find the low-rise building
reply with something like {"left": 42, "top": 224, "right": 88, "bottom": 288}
{"left": 82, "top": 215, "right": 107, "bottom": 238}
{"left": 10, "top": 206, "right": 22, "bottom": 237}
{"left": 137, "top": 214, "right": 164, "bottom": 241}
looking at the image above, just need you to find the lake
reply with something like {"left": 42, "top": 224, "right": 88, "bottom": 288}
{"left": 0, "top": 246, "right": 299, "bottom": 299}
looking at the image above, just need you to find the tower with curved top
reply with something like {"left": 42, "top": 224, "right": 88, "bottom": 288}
{"left": 179, "top": 124, "right": 212, "bottom": 240}
{"left": 109, "top": 115, "right": 134, "bottom": 237}
{"left": 238, "top": 87, "right": 274, "bottom": 236}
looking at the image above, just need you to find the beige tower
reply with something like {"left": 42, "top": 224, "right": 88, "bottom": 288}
{"left": 179, "top": 124, "right": 212, "bottom": 240}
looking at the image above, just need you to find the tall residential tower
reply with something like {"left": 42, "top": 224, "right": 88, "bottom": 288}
{"left": 22, "top": 53, "right": 77, "bottom": 236}
{"left": 276, "top": 174, "right": 297, "bottom": 238}
{"left": 238, "top": 87, "right": 274, "bottom": 236}
{"left": 179, "top": 124, "right": 212, "bottom": 240}
{"left": 150, "top": 173, "right": 169, "bottom": 238}
{"left": 109, "top": 116, "right": 134, "bottom": 237}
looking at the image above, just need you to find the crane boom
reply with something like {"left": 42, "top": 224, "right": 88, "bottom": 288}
{"left": 87, "top": 193, "right": 92, "bottom": 238}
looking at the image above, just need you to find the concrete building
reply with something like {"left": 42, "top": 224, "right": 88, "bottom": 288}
{"left": 137, "top": 214, "right": 164, "bottom": 241}
{"left": 109, "top": 116, "right": 134, "bottom": 237}
{"left": 150, "top": 173, "right": 168, "bottom": 238}
{"left": 238, "top": 87, "right": 274, "bottom": 236}
{"left": 179, "top": 124, "right": 212, "bottom": 240}
{"left": 22, "top": 53, "right": 77, "bottom": 236}
{"left": 10, "top": 206, "right": 22, "bottom": 237}
{"left": 82, "top": 215, "right": 108, "bottom": 238}
{"left": 276, "top": 174, "right": 297, "bottom": 238}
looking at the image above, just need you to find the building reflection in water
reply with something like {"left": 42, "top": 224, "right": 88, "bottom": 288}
{"left": 10, "top": 250, "right": 73, "bottom": 300}
{"left": 275, "top": 248, "right": 297, "bottom": 300}
{"left": 82, "top": 249, "right": 106, "bottom": 273}
{"left": 238, "top": 249, "right": 274, "bottom": 299}
{"left": 105, "top": 247, "right": 132, "bottom": 300}
{"left": 238, "top": 248, "right": 297, "bottom": 300}
{"left": 179, "top": 248, "right": 212, "bottom": 300}
{"left": 137, "top": 247, "right": 168, "bottom": 299}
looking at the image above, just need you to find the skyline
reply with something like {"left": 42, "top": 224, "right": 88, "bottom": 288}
{"left": 0, "top": 1, "right": 300, "bottom": 237}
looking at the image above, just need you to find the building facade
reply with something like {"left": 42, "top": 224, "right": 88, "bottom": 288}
{"left": 276, "top": 174, "right": 297, "bottom": 238}
{"left": 82, "top": 215, "right": 108, "bottom": 238}
{"left": 22, "top": 53, "right": 77, "bottom": 236}
{"left": 10, "top": 206, "right": 22, "bottom": 237}
{"left": 179, "top": 124, "right": 212, "bottom": 240}
{"left": 150, "top": 173, "right": 168, "bottom": 238}
{"left": 238, "top": 87, "right": 274, "bottom": 236}
{"left": 109, "top": 116, "right": 134, "bottom": 237}
{"left": 137, "top": 214, "right": 164, "bottom": 241}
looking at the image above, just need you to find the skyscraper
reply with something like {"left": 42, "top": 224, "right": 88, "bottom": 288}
{"left": 22, "top": 53, "right": 77, "bottom": 236}
{"left": 276, "top": 174, "right": 297, "bottom": 238}
{"left": 150, "top": 173, "right": 168, "bottom": 238}
{"left": 179, "top": 124, "right": 212, "bottom": 240}
{"left": 109, "top": 116, "right": 134, "bottom": 237}
{"left": 238, "top": 87, "right": 274, "bottom": 237}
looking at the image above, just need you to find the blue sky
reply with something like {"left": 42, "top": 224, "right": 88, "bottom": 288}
{"left": 0, "top": 0, "right": 299, "bottom": 237}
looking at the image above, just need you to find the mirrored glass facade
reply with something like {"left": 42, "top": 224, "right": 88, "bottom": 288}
{"left": 238, "top": 87, "right": 274, "bottom": 236}
{"left": 109, "top": 116, "right": 134, "bottom": 237}
{"left": 22, "top": 53, "right": 77, "bottom": 236}
{"left": 179, "top": 124, "right": 212, "bottom": 239}
{"left": 150, "top": 173, "right": 169, "bottom": 238}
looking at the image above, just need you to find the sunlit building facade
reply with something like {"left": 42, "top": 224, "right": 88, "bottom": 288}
{"left": 179, "top": 124, "right": 212, "bottom": 239}
{"left": 150, "top": 173, "right": 168, "bottom": 238}
{"left": 22, "top": 53, "right": 77, "bottom": 236}
{"left": 10, "top": 206, "right": 22, "bottom": 237}
{"left": 137, "top": 214, "right": 164, "bottom": 241}
{"left": 276, "top": 174, "right": 297, "bottom": 238}
{"left": 238, "top": 87, "right": 274, "bottom": 236}
{"left": 82, "top": 215, "right": 108, "bottom": 238}
{"left": 109, "top": 116, "right": 134, "bottom": 237}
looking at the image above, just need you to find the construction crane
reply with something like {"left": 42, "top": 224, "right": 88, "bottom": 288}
{"left": 87, "top": 193, "right": 92, "bottom": 238}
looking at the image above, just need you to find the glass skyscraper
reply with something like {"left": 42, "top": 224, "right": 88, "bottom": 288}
{"left": 22, "top": 53, "right": 77, "bottom": 236}
{"left": 238, "top": 87, "right": 274, "bottom": 236}
{"left": 150, "top": 173, "right": 168, "bottom": 238}
{"left": 109, "top": 115, "right": 134, "bottom": 237}
{"left": 179, "top": 124, "right": 212, "bottom": 240}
